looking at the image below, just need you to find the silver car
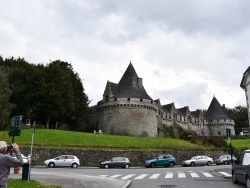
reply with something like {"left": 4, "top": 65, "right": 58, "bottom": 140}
{"left": 44, "top": 155, "right": 80, "bottom": 168}
{"left": 182, "top": 155, "right": 214, "bottom": 167}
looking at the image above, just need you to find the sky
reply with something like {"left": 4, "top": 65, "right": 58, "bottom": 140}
{"left": 0, "top": 0, "right": 249, "bottom": 111}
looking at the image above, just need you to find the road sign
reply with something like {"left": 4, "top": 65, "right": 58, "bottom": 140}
{"left": 242, "top": 128, "right": 250, "bottom": 137}
{"left": 9, "top": 115, "right": 23, "bottom": 137}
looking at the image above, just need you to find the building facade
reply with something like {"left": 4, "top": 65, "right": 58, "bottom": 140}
{"left": 90, "top": 63, "right": 235, "bottom": 137}
{"left": 240, "top": 66, "right": 250, "bottom": 126}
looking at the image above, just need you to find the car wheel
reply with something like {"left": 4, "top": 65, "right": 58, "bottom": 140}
{"left": 246, "top": 176, "right": 250, "bottom": 188}
{"left": 207, "top": 161, "right": 211, "bottom": 166}
{"left": 190, "top": 162, "right": 195, "bottom": 166}
{"left": 150, "top": 163, "right": 156, "bottom": 168}
{"left": 124, "top": 164, "right": 129, "bottom": 169}
{"left": 71, "top": 163, "right": 78, "bottom": 168}
{"left": 169, "top": 162, "right": 174, "bottom": 168}
{"left": 232, "top": 172, "right": 239, "bottom": 184}
{"left": 48, "top": 162, "right": 55, "bottom": 168}
{"left": 104, "top": 164, "right": 109, "bottom": 169}
{"left": 223, "top": 161, "right": 228, "bottom": 165}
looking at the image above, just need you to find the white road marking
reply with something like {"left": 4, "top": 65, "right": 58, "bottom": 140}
{"left": 218, "top": 172, "right": 231, "bottom": 177}
{"left": 110, "top": 174, "right": 123, "bottom": 178}
{"left": 203, "top": 172, "right": 213, "bottom": 177}
{"left": 134, "top": 174, "right": 149, "bottom": 179}
{"left": 165, "top": 172, "right": 174, "bottom": 178}
{"left": 190, "top": 172, "right": 199, "bottom": 178}
{"left": 178, "top": 172, "right": 186, "bottom": 178}
{"left": 149, "top": 174, "right": 161, "bottom": 179}
{"left": 121, "top": 174, "right": 136, "bottom": 180}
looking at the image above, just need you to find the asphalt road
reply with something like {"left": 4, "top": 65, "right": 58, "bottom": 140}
{"left": 9, "top": 165, "right": 246, "bottom": 188}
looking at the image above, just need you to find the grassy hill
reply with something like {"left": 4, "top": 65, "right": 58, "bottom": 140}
{"left": 0, "top": 129, "right": 249, "bottom": 151}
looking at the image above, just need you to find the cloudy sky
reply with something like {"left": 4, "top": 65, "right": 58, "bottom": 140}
{"left": 1, "top": 0, "right": 249, "bottom": 110}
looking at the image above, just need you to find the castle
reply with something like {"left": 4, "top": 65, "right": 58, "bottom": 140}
{"left": 90, "top": 63, "right": 235, "bottom": 137}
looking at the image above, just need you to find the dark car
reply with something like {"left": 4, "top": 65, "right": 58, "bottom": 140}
{"left": 215, "top": 154, "right": 237, "bottom": 165}
{"left": 144, "top": 154, "right": 176, "bottom": 168}
{"left": 232, "top": 150, "right": 250, "bottom": 187}
{"left": 99, "top": 157, "right": 130, "bottom": 169}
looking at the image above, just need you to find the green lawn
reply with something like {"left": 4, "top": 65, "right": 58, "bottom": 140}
{"left": 231, "top": 138, "right": 250, "bottom": 150}
{"left": 0, "top": 129, "right": 216, "bottom": 151}
{"left": 7, "top": 179, "right": 61, "bottom": 188}
{"left": 0, "top": 129, "right": 249, "bottom": 151}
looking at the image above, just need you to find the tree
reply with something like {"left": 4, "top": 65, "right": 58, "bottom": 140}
{"left": 0, "top": 65, "right": 14, "bottom": 130}
{"left": 226, "top": 105, "right": 249, "bottom": 135}
{"left": 3, "top": 56, "right": 90, "bottom": 130}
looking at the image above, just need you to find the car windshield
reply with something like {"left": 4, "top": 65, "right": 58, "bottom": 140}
{"left": 191, "top": 156, "right": 197, "bottom": 160}
{"left": 219, "top": 155, "right": 226, "bottom": 159}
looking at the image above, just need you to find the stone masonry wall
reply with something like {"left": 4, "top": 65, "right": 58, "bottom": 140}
{"left": 21, "top": 148, "right": 226, "bottom": 167}
{"left": 98, "top": 106, "right": 158, "bottom": 137}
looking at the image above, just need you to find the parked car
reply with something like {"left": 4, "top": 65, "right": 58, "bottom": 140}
{"left": 44, "top": 155, "right": 80, "bottom": 168}
{"left": 232, "top": 149, "right": 250, "bottom": 186}
{"left": 182, "top": 155, "right": 214, "bottom": 167}
{"left": 99, "top": 157, "right": 130, "bottom": 169}
{"left": 144, "top": 154, "right": 176, "bottom": 168}
{"left": 215, "top": 154, "right": 237, "bottom": 165}
{"left": 9, "top": 153, "right": 29, "bottom": 163}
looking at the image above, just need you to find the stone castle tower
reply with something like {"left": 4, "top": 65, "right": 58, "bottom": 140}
{"left": 90, "top": 62, "right": 235, "bottom": 137}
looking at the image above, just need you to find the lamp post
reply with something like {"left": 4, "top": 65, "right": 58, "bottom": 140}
{"left": 28, "top": 121, "right": 36, "bottom": 182}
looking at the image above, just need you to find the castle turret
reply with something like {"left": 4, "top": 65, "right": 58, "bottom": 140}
{"left": 204, "top": 96, "right": 235, "bottom": 136}
{"left": 97, "top": 62, "right": 158, "bottom": 137}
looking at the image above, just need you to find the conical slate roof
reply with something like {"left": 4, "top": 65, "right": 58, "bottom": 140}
{"left": 106, "top": 62, "right": 152, "bottom": 100}
{"left": 204, "top": 96, "right": 231, "bottom": 120}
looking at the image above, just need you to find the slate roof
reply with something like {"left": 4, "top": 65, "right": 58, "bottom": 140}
{"left": 106, "top": 63, "right": 152, "bottom": 100}
{"left": 162, "top": 103, "right": 175, "bottom": 113}
{"left": 177, "top": 106, "right": 191, "bottom": 115}
{"left": 191, "top": 109, "right": 203, "bottom": 118}
{"left": 204, "top": 96, "right": 231, "bottom": 120}
{"left": 240, "top": 66, "right": 250, "bottom": 88}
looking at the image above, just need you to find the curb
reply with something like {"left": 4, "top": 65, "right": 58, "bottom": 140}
{"left": 121, "top": 180, "right": 131, "bottom": 188}
{"left": 210, "top": 169, "right": 232, "bottom": 179}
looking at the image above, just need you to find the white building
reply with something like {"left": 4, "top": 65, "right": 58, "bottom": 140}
{"left": 240, "top": 66, "right": 250, "bottom": 126}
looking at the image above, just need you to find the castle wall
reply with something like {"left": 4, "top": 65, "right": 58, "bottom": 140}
{"left": 98, "top": 100, "right": 158, "bottom": 137}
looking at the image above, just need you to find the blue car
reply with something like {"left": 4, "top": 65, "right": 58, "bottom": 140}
{"left": 144, "top": 154, "right": 176, "bottom": 168}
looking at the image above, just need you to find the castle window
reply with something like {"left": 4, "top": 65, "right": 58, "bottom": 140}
{"left": 218, "top": 131, "right": 221, "bottom": 135}
{"left": 140, "top": 99, "right": 143, "bottom": 102}
{"left": 217, "top": 119, "right": 219, "bottom": 121}
{"left": 151, "top": 100, "right": 153, "bottom": 104}
{"left": 127, "top": 98, "right": 130, "bottom": 101}
{"left": 115, "top": 98, "right": 117, "bottom": 101}
{"left": 224, "top": 119, "right": 226, "bottom": 121}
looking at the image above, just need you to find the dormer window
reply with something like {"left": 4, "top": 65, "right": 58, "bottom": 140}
{"left": 127, "top": 98, "right": 130, "bottom": 101}
{"left": 140, "top": 99, "right": 143, "bottom": 102}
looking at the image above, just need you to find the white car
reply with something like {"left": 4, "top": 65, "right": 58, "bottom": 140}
{"left": 182, "top": 155, "right": 214, "bottom": 167}
{"left": 44, "top": 155, "right": 80, "bottom": 168}
{"left": 10, "top": 153, "right": 29, "bottom": 163}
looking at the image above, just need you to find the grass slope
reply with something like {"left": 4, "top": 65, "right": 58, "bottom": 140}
{"left": 0, "top": 129, "right": 215, "bottom": 151}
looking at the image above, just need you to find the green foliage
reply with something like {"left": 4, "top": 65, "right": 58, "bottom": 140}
{"left": 226, "top": 106, "right": 248, "bottom": 135}
{"left": 0, "top": 56, "right": 90, "bottom": 131}
{"left": 0, "top": 66, "right": 14, "bottom": 130}
{"left": 179, "top": 130, "right": 227, "bottom": 148}
{"left": 7, "top": 179, "right": 61, "bottom": 188}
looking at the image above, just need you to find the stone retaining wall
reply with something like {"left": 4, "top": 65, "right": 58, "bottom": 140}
{"left": 20, "top": 148, "right": 226, "bottom": 166}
